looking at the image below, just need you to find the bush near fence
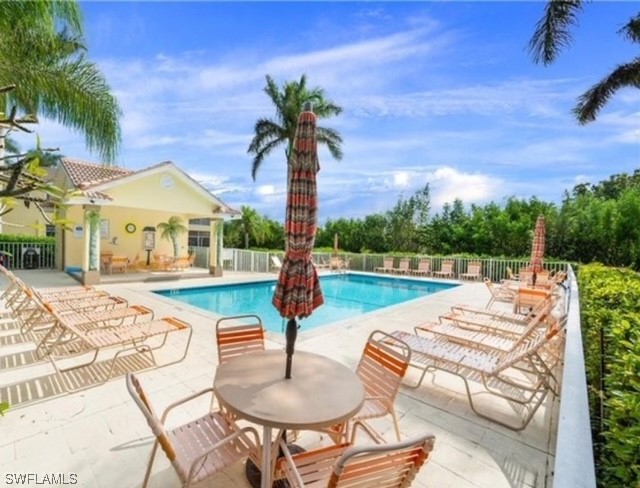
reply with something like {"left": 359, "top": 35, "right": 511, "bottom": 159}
{"left": 578, "top": 264, "right": 640, "bottom": 488}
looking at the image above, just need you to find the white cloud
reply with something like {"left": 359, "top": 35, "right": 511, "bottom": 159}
{"left": 428, "top": 167, "right": 500, "bottom": 207}
{"left": 392, "top": 171, "right": 410, "bottom": 187}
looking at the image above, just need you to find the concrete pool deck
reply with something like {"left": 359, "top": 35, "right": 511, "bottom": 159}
{"left": 0, "top": 269, "right": 560, "bottom": 488}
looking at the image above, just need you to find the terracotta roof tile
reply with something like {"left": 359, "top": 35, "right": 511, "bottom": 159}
{"left": 61, "top": 158, "right": 133, "bottom": 188}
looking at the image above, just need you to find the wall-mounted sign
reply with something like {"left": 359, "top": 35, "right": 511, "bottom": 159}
{"left": 143, "top": 226, "right": 156, "bottom": 251}
{"left": 73, "top": 225, "right": 84, "bottom": 239}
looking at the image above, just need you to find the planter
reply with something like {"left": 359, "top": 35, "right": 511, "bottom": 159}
{"left": 82, "top": 270, "right": 101, "bottom": 285}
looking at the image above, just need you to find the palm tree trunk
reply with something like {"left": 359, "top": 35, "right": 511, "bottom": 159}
{"left": 244, "top": 232, "right": 249, "bottom": 249}
{"left": 172, "top": 237, "right": 179, "bottom": 258}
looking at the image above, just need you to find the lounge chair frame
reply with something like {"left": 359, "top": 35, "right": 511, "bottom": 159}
{"left": 391, "top": 324, "right": 563, "bottom": 431}
{"left": 37, "top": 308, "right": 192, "bottom": 393}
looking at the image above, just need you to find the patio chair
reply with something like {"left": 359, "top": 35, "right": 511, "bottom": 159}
{"left": 433, "top": 260, "right": 455, "bottom": 279}
{"left": 215, "top": 314, "right": 265, "bottom": 364}
{"left": 394, "top": 257, "right": 410, "bottom": 275}
{"left": 348, "top": 330, "right": 411, "bottom": 442}
{"left": 126, "top": 373, "right": 260, "bottom": 488}
{"left": 374, "top": 257, "right": 394, "bottom": 274}
{"left": 271, "top": 255, "right": 283, "bottom": 272}
{"left": 391, "top": 322, "right": 563, "bottom": 431}
{"left": 484, "top": 278, "right": 517, "bottom": 309}
{"left": 459, "top": 261, "right": 482, "bottom": 281}
{"left": 110, "top": 255, "right": 129, "bottom": 274}
{"left": 277, "top": 428, "right": 435, "bottom": 488}
{"left": 514, "top": 287, "right": 552, "bottom": 314}
{"left": 170, "top": 256, "right": 190, "bottom": 271}
{"left": 408, "top": 259, "right": 431, "bottom": 277}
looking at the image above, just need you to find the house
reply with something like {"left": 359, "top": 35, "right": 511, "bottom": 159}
{"left": 3, "top": 158, "right": 238, "bottom": 283}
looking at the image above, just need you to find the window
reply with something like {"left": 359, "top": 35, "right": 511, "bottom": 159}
{"left": 45, "top": 225, "right": 56, "bottom": 237}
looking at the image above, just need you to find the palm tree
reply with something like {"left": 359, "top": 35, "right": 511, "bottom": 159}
{"left": 157, "top": 216, "right": 188, "bottom": 258}
{"left": 247, "top": 74, "right": 343, "bottom": 181}
{"left": 239, "top": 206, "right": 270, "bottom": 249}
{"left": 529, "top": 1, "right": 640, "bottom": 123}
{"left": 0, "top": 0, "right": 121, "bottom": 162}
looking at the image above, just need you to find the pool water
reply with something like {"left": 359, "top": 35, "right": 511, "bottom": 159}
{"left": 154, "top": 273, "right": 457, "bottom": 333}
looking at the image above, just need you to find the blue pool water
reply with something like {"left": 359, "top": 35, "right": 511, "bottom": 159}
{"left": 154, "top": 273, "right": 457, "bottom": 333}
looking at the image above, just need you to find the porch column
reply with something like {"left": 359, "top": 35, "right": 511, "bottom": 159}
{"left": 209, "top": 218, "right": 223, "bottom": 277}
{"left": 82, "top": 205, "right": 101, "bottom": 285}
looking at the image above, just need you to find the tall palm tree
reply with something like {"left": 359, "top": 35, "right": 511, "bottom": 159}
{"left": 0, "top": 0, "right": 121, "bottom": 162}
{"left": 529, "top": 1, "right": 640, "bottom": 124}
{"left": 247, "top": 74, "right": 343, "bottom": 181}
{"left": 157, "top": 216, "right": 188, "bottom": 258}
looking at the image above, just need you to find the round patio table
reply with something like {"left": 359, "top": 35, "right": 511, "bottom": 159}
{"left": 214, "top": 350, "right": 365, "bottom": 488}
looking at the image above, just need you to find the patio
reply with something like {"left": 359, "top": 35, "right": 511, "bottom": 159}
{"left": 0, "top": 269, "right": 560, "bottom": 488}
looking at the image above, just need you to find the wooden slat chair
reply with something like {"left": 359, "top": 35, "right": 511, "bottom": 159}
{"left": 111, "top": 256, "right": 129, "bottom": 273}
{"left": 433, "top": 260, "right": 455, "bottom": 279}
{"left": 126, "top": 373, "right": 260, "bottom": 488}
{"left": 374, "top": 257, "right": 394, "bottom": 274}
{"left": 215, "top": 314, "right": 265, "bottom": 364}
{"left": 408, "top": 259, "right": 431, "bottom": 277}
{"left": 348, "top": 330, "right": 411, "bottom": 442}
{"left": 460, "top": 261, "right": 482, "bottom": 281}
{"left": 391, "top": 322, "right": 564, "bottom": 431}
{"left": 277, "top": 429, "right": 435, "bottom": 488}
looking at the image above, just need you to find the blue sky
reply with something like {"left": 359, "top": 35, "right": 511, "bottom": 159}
{"left": 20, "top": 1, "right": 640, "bottom": 222}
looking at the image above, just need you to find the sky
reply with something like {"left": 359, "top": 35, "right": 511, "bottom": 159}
{"left": 17, "top": 1, "right": 640, "bottom": 222}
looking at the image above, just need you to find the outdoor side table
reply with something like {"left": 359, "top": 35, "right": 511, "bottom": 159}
{"left": 214, "top": 350, "right": 365, "bottom": 488}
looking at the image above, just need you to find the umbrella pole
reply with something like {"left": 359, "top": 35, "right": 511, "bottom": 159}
{"left": 285, "top": 318, "right": 298, "bottom": 379}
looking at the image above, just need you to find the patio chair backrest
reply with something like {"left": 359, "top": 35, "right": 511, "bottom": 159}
{"left": 398, "top": 258, "right": 409, "bottom": 271}
{"left": 418, "top": 259, "right": 431, "bottom": 272}
{"left": 216, "top": 314, "right": 265, "bottom": 364}
{"left": 329, "top": 432, "right": 436, "bottom": 488}
{"left": 384, "top": 257, "right": 394, "bottom": 267}
{"left": 271, "top": 255, "right": 283, "bottom": 269}
{"left": 441, "top": 260, "right": 454, "bottom": 272}
{"left": 467, "top": 261, "right": 481, "bottom": 274}
{"left": 356, "top": 330, "right": 411, "bottom": 410}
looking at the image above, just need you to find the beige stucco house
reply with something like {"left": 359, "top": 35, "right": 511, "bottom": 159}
{"left": 5, "top": 158, "right": 238, "bottom": 283}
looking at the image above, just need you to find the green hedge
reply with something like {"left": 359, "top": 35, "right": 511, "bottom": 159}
{"left": 0, "top": 234, "right": 54, "bottom": 244}
{"left": 579, "top": 264, "right": 640, "bottom": 487}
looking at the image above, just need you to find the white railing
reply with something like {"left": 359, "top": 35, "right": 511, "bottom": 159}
{"left": 221, "top": 249, "right": 570, "bottom": 281}
{"left": 553, "top": 266, "right": 596, "bottom": 487}
{"left": 0, "top": 241, "right": 56, "bottom": 270}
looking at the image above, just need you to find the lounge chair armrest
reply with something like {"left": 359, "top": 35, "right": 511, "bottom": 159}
{"left": 187, "top": 426, "right": 261, "bottom": 482}
{"left": 160, "top": 387, "right": 217, "bottom": 423}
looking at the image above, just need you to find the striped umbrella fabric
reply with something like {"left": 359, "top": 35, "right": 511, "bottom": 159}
{"left": 273, "top": 109, "right": 324, "bottom": 319}
{"left": 530, "top": 215, "right": 546, "bottom": 273}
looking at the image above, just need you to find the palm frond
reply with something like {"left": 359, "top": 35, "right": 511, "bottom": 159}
{"left": 573, "top": 57, "right": 640, "bottom": 124}
{"left": 619, "top": 13, "right": 640, "bottom": 43}
{"left": 251, "top": 138, "right": 285, "bottom": 181}
{"left": 2, "top": 56, "right": 121, "bottom": 162}
{"left": 316, "top": 127, "right": 344, "bottom": 161}
{"left": 529, "top": 0, "right": 584, "bottom": 65}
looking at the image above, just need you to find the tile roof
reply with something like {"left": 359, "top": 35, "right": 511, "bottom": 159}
{"left": 61, "top": 158, "right": 133, "bottom": 189}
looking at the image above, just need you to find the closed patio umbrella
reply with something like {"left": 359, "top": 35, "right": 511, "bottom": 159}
{"left": 272, "top": 104, "right": 324, "bottom": 379}
{"left": 530, "top": 215, "right": 546, "bottom": 281}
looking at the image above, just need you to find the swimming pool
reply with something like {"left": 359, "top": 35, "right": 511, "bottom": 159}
{"left": 154, "top": 273, "right": 457, "bottom": 333}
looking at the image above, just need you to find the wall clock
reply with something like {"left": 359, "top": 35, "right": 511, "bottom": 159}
{"left": 125, "top": 223, "right": 137, "bottom": 233}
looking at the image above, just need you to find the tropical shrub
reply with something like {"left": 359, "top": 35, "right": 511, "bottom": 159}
{"left": 579, "top": 264, "right": 640, "bottom": 487}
